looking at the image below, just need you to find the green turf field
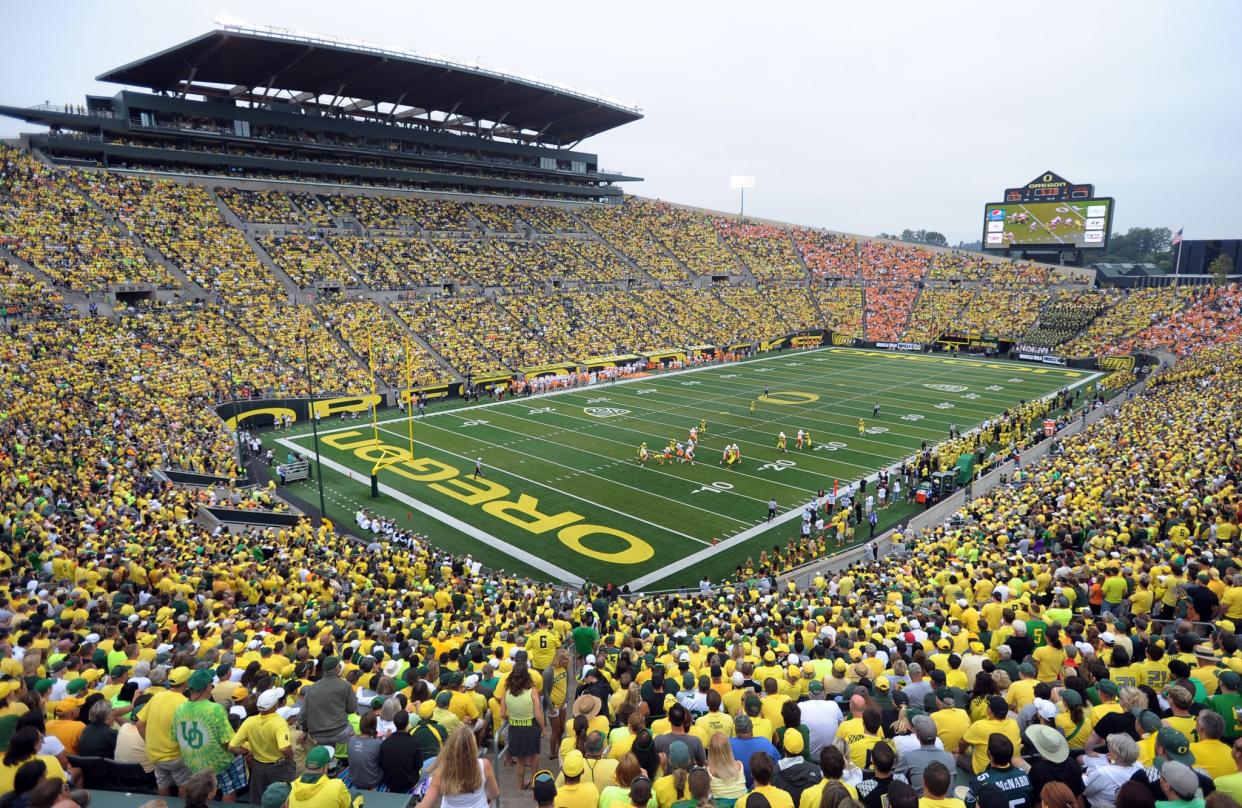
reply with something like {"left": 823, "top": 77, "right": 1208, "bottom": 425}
{"left": 276, "top": 347, "right": 1101, "bottom": 590}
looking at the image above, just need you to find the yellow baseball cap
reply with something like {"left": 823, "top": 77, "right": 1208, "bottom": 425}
{"left": 168, "top": 666, "right": 192, "bottom": 686}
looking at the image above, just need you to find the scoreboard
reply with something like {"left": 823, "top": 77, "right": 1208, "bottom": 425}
{"left": 983, "top": 199, "right": 1114, "bottom": 251}
{"left": 1003, "top": 171, "right": 1093, "bottom": 203}
{"left": 982, "top": 170, "right": 1112, "bottom": 261}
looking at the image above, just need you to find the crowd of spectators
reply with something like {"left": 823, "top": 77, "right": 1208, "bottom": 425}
{"left": 216, "top": 188, "right": 305, "bottom": 225}
{"left": 79, "top": 172, "right": 281, "bottom": 304}
{"left": 1020, "top": 290, "right": 1115, "bottom": 350}
{"left": 714, "top": 221, "right": 807, "bottom": 283}
{"left": 0, "top": 147, "right": 174, "bottom": 291}
{"left": 579, "top": 202, "right": 689, "bottom": 283}
{"left": 519, "top": 205, "right": 588, "bottom": 234}
{"left": 391, "top": 297, "right": 512, "bottom": 378}
{"left": 318, "top": 299, "right": 450, "bottom": 388}
{"left": 903, "top": 289, "right": 974, "bottom": 343}
{"left": 259, "top": 234, "right": 358, "bottom": 288}
{"left": 1059, "top": 288, "right": 1194, "bottom": 358}
{"left": 1113, "top": 285, "right": 1242, "bottom": 358}
{"left": 1, "top": 284, "right": 1240, "bottom": 808}
{"left": 791, "top": 231, "right": 859, "bottom": 281}
{"left": 468, "top": 202, "right": 524, "bottom": 233}
{"left": 227, "top": 301, "right": 376, "bottom": 395}
{"left": 864, "top": 285, "right": 919, "bottom": 342}
{"left": 624, "top": 199, "right": 741, "bottom": 277}
{"left": 124, "top": 304, "right": 304, "bottom": 401}
{"left": 0, "top": 258, "right": 66, "bottom": 317}
{"left": 860, "top": 241, "right": 929, "bottom": 285}
{"left": 961, "top": 289, "right": 1048, "bottom": 341}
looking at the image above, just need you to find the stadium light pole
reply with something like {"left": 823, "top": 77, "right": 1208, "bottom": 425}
{"left": 222, "top": 312, "right": 246, "bottom": 474}
{"left": 303, "top": 323, "right": 328, "bottom": 521}
{"left": 730, "top": 176, "right": 756, "bottom": 217}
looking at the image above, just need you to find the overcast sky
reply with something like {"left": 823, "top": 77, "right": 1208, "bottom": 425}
{"left": 2, "top": 1, "right": 1239, "bottom": 242}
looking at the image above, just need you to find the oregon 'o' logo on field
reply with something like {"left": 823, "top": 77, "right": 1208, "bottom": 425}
{"left": 757, "top": 391, "right": 820, "bottom": 405}
{"left": 924, "top": 383, "right": 968, "bottom": 393}
{"left": 584, "top": 407, "right": 629, "bottom": 418}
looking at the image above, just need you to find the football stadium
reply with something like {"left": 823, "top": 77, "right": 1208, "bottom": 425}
{"left": 1, "top": 8, "right": 1241, "bottom": 808}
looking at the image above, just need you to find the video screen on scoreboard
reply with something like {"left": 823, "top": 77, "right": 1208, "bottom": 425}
{"left": 982, "top": 198, "right": 1113, "bottom": 250}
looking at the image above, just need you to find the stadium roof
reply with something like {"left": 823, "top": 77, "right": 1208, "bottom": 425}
{"left": 96, "top": 24, "right": 643, "bottom": 145}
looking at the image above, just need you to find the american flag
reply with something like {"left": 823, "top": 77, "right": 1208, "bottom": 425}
{"left": 1172, "top": 227, "right": 1183, "bottom": 246}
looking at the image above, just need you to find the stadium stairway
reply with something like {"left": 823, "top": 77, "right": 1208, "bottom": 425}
{"left": 376, "top": 299, "right": 465, "bottom": 382}
{"left": 0, "top": 246, "right": 113, "bottom": 315}
{"left": 207, "top": 187, "right": 301, "bottom": 301}
{"left": 789, "top": 226, "right": 815, "bottom": 282}
{"left": 642, "top": 227, "right": 697, "bottom": 281}
{"left": 577, "top": 218, "right": 673, "bottom": 288}
{"left": 69, "top": 174, "right": 210, "bottom": 300}
{"left": 896, "top": 282, "right": 925, "bottom": 339}
{"left": 715, "top": 229, "right": 760, "bottom": 285}
{"left": 310, "top": 300, "right": 389, "bottom": 390}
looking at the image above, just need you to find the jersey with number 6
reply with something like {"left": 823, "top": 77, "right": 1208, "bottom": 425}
{"left": 526, "top": 628, "right": 561, "bottom": 669}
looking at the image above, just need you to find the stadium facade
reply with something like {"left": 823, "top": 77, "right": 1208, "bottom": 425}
{"left": 0, "top": 24, "right": 642, "bottom": 202}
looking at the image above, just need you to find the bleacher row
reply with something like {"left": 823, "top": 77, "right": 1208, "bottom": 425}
{"left": 3, "top": 145, "right": 1241, "bottom": 400}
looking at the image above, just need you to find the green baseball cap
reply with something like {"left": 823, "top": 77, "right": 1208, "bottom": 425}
{"left": 261, "top": 783, "right": 291, "bottom": 808}
{"left": 305, "top": 746, "right": 333, "bottom": 770}
{"left": 1157, "top": 727, "right": 1193, "bottom": 765}
{"left": 188, "top": 669, "right": 215, "bottom": 692}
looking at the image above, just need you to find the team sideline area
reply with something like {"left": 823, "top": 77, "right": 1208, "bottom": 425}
{"left": 279, "top": 348, "right": 1098, "bottom": 588}
{"left": 1, "top": 15, "right": 1241, "bottom": 808}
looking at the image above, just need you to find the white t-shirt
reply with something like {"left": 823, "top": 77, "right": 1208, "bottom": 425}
{"left": 799, "top": 699, "right": 843, "bottom": 757}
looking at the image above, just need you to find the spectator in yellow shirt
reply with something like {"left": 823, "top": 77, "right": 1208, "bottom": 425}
{"left": 1032, "top": 629, "right": 1067, "bottom": 683}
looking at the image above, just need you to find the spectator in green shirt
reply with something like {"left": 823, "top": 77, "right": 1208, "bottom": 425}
{"left": 173, "top": 669, "right": 246, "bottom": 801}
{"left": 1209, "top": 671, "right": 1242, "bottom": 743}
{"left": 1101, "top": 569, "right": 1128, "bottom": 614}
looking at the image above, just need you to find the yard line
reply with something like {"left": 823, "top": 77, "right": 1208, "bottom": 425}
{"left": 687, "top": 362, "right": 1061, "bottom": 421}
{"left": 478, "top": 402, "right": 829, "bottom": 494}
{"left": 368, "top": 420, "right": 728, "bottom": 541}
{"left": 574, "top": 361, "right": 1017, "bottom": 456}
{"left": 625, "top": 371, "right": 1104, "bottom": 590}
{"left": 303, "top": 346, "right": 1087, "bottom": 439}
{"left": 274, "top": 437, "right": 587, "bottom": 586}
{"left": 308, "top": 346, "right": 843, "bottom": 437}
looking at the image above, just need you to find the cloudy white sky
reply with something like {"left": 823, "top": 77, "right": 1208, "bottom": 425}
{"left": 2, "top": 1, "right": 1238, "bottom": 242}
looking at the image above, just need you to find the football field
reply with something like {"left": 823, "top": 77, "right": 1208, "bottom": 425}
{"left": 277, "top": 347, "right": 1102, "bottom": 590}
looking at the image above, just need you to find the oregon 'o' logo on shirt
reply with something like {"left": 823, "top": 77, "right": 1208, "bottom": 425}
{"left": 584, "top": 407, "right": 629, "bottom": 418}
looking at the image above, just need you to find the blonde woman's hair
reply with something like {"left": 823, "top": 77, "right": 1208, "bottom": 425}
{"left": 890, "top": 705, "right": 912, "bottom": 737}
{"left": 624, "top": 681, "right": 642, "bottom": 710}
{"left": 833, "top": 739, "right": 860, "bottom": 772}
{"left": 707, "top": 733, "right": 737, "bottom": 776}
{"left": 614, "top": 753, "right": 642, "bottom": 787}
{"left": 438, "top": 725, "right": 483, "bottom": 795}
{"left": 1118, "top": 686, "right": 1148, "bottom": 713}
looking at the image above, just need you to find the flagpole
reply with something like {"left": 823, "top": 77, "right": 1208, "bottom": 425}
{"left": 1172, "top": 228, "right": 1183, "bottom": 288}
